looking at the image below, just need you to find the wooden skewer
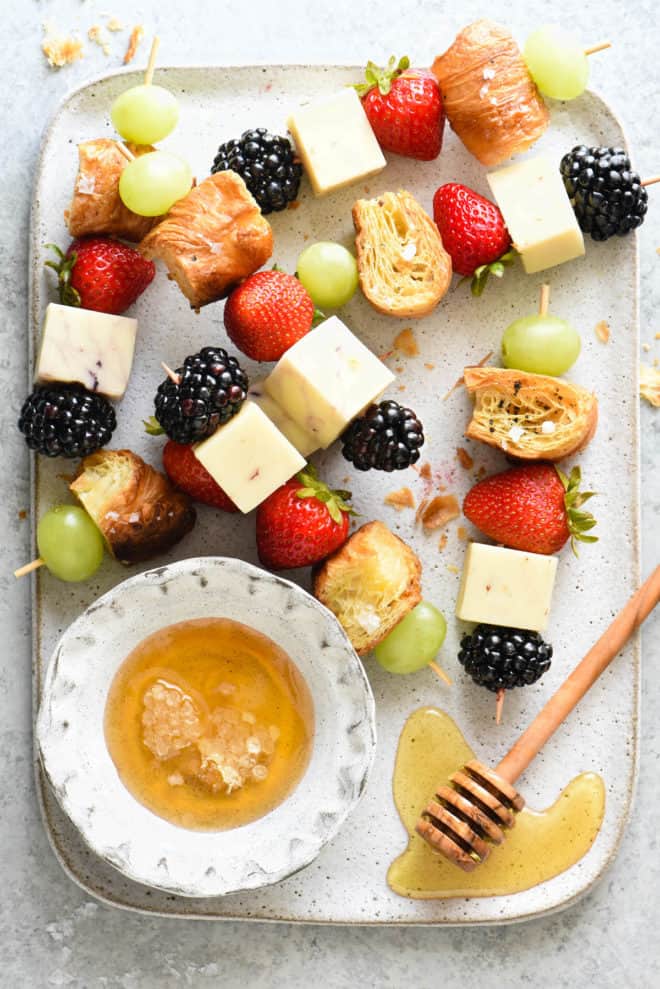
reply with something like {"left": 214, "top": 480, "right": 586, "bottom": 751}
{"left": 429, "top": 661, "right": 452, "bottom": 687}
{"left": 584, "top": 41, "right": 612, "bottom": 56}
{"left": 161, "top": 361, "right": 181, "bottom": 385}
{"left": 641, "top": 176, "right": 660, "bottom": 188}
{"left": 116, "top": 143, "right": 135, "bottom": 162}
{"left": 539, "top": 282, "right": 550, "bottom": 316}
{"left": 144, "top": 36, "right": 160, "bottom": 87}
{"left": 14, "top": 558, "right": 45, "bottom": 579}
{"left": 417, "top": 566, "right": 660, "bottom": 870}
{"left": 495, "top": 688, "right": 505, "bottom": 726}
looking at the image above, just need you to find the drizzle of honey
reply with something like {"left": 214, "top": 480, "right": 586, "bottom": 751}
{"left": 388, "top": 707, "right": 605, "bottom": 899}
{"left": 104, "top": 618, "right": 314, "bottom": 831}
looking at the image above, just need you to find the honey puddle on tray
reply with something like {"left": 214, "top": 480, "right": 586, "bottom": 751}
{"left": 388, "top": 708, "right": 605, "bottom": 899}
{"left": 105, "top": 617, "right": 314, "bottom": 831}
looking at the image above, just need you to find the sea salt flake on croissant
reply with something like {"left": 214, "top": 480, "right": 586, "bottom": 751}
{"left": 432, "top": 20, "right": 549, "bottom": 167}
{"left": 463, "top": 366, "right": 598, "bottom": 461}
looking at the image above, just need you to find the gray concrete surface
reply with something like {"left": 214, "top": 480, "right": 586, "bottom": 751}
{"left": 2, "top": 0, "right": 659, "bottom": 986}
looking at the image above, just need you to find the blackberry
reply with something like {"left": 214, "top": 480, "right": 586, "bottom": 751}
{"left": 560, "top": 145, "right": 648, "bottom": 241}
{"left": 211, "top": 129, "right": 303, "bottom": 214}
{"left": 154, "top": 346, "right": 248, "bottom": 444}
{"left": 341, "top": 400, "right": 425, "bottom": 472}
{"left": 458, "top": 625, "right": 552, "bottom": 693}
{"left": 18, "top": 386, "right": 116, "bottom": 458}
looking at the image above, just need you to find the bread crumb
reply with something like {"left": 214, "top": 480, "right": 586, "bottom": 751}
{"left": 443, "top": 351, "right": 493, "bottom": 400}
{"left": 106, "top": 18, "right": 124, "bottom": 32}
{"left": 385, "top": 487, "right": 416, "bottom": 510}
{"left": 456, "top": 447, "right": 473, "bottom": 470}
{"left": 421, "top": 494, "right": 460, "bottom": 531}
{"left": 419, "top": 462, "right": 432, "bottom": 481}
{"left": 640, "top": 364, "right": 660, "bottom": 406}
{"left": 18, "top": 509, "right": 27, "bottom": 521}
{"left": 595, "top": 320, "right": 610, "bottom": 343}
{"left": 415, "top": 497, "right": 429, "bottom": 524}
{"left": 438, "top": 533, "right": 448, "bottom": 552}
{"left": 476, "top": 466, "right": 487, "bottom": 480}
{"left": 378, "top": 349, "right": 394, "bottom": 360}
{"left": 42, "top": 31, "right": 84, "bottom": 68}
{"left": 425, "top": 362, "right": 435, "bottom": 371}
{"left": 88, "top": 25, "right": 111, "bottom": 55}
{"left": 393, "top": 327, "right": 419, "bottom": 357}
{"left": 457, "top": 526, "right": 468, "bottom": 541}
{"left": 446, "top": 564, "right": 459, "bottom": 575}
{"left": 288, "top": 201, "right": 301, "bottom": 210}
{"left": 642, "top": 342, "right": 651, "bottom": 353}
{"left": 398, "top": 384, "right": 407, "bottom": 392}
{"left": 123, "top": 24, "right": 144, "bottom": 64}
{"left": 394, "top": 365, "right": 404, "bottom": 373}
{"left": 655, "top": 332, "right": 660, "bottom": 340}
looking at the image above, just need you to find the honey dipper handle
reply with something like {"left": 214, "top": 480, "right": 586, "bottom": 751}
{"left": 496, "top": 566, "right": 660, "bottom": 784}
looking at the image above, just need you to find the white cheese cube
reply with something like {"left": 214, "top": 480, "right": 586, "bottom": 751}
{"left": 193, "top": 401, "right": 305, "bottom": 514}
{"left": 456, "top": 543, "right": 558, "bottom": 632}
{"left": 263, "top": 316, "right": 395, "bottom": 449}
{"left": 487, "top": 156, "right": 585, "bottom": 274}
{"left": 248, "top": 380, "right": 319, "bottom": 458}
{"left": 288, "top": 89, "right": 386, "bottom": 196}
{"left": 35, "top": 303, "right": 137, "bottom": 400}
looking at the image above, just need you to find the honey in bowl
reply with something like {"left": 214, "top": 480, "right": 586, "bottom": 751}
{"left": 388, "top": 707, "right": 605, "bottom": 899}
{"left": 104, "top": 617, "right": 314, "bottom": 830}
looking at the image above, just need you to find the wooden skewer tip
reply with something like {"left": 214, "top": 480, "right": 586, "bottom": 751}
{"left": 539, "top": 282, "right": 551, "bottom": 316}
{"left": 428, "top": 661, "right": 452, "bottom": 686}
{"left": 161, "top": 361, "right": 181, "bottom": 384}
{"left": 641, "top": 175, "right": 660, "bottom": 188}
{"left": 14, "top": 558, "right": 45, "bottom": 579}
{"left": 144, "top": 36, "right": 161, "bottom": 86}
{"left": 584, "top": 41, "right": 612, "bottom": 56}
{"left": 495, "top": 689, "right": 505, "bottom": 726}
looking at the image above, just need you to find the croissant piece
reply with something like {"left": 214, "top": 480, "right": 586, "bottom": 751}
{"left": 313, "top": 521, "right": 422, "bottom": 655}
{"left": 432, "top": 20, "right": 549, "bottom": 167}
{"left": 464, "top": 366, "right": 598, "bottom": 461}
{"left": 70, "top": 449, "right": 196, "bottom": 564}
{"left": 140, "top": 172, "right": 274, "bottom": 309}
{"left": 65, "top": 139, "right": 162, "bottom": 242}
{"left": 352, "top": 190, "right": 452, "bottom": 318}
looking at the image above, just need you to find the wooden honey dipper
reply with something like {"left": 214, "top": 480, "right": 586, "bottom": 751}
{"left": 416, "top": 565, "right": 660, "bottom": 871}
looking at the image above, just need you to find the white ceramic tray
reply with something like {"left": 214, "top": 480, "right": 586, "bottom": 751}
{"left": 30, "top": 65, "right": 640, "bottom": 924}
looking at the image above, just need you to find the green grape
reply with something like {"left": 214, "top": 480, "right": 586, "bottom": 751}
{"left": 502, "top": 314, "right": 581, "bottom": 376}
{"left": 374, "top": 602, "right": 447, "bottom": 674}
{"left": 296, "top": 242, "right": 359, "bottom": 309}
{"left": 118, "top": 151, "right": 192, "bottom": 216}
{"left": 37, "top": 506, "right": 104, "bottom": 582}
{"left": 111, "top": 85, "right": 180, "bottom": 145}
{"left": 524, "top": 26, "right": 589, "bottom": 101}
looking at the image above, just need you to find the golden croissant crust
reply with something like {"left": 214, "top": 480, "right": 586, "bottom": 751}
{"left": 352, "top": 190, "right": 452, "bottom": 318}
{"left": 313, "top": 521, "right": 422, "bottom": 655}
{"left": 139, "top": 171, "right": 274, "bottom": 309}
{"left": 464, "top": 366, "right": 598, "bottom": 461}
{"left": 432, "top": 20, "right": 549, "bottom": 167}
{"left": 65, "top": 138, "right": 162, "bottom": 242}
{"left": 70, "top": 449, "right": 196, "bottom": 564}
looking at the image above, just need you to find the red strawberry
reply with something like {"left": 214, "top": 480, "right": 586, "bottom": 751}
{"left": 356, "top": 57, "right": 444, "bottom": 161}
{"left": 46, "top": 239, "right": 155, "bottom": 315}
{"left": 256, "top": 466, "right": 353, "bottom": 570}
{"left": 224, "top": 270, "right": 316, "bottom": 362}
{"left": 432, "top": 183, "right": 514, "bottom": 294}
{"left": 463, "top": 464, "right": 598, "bottom": 556}
{"left": 162, "top": 440, "right": 239, "bottom": 513}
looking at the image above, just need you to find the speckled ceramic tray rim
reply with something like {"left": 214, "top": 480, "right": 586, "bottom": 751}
{"left": 28, "top": 65, "right": 641, "bottom": 925}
